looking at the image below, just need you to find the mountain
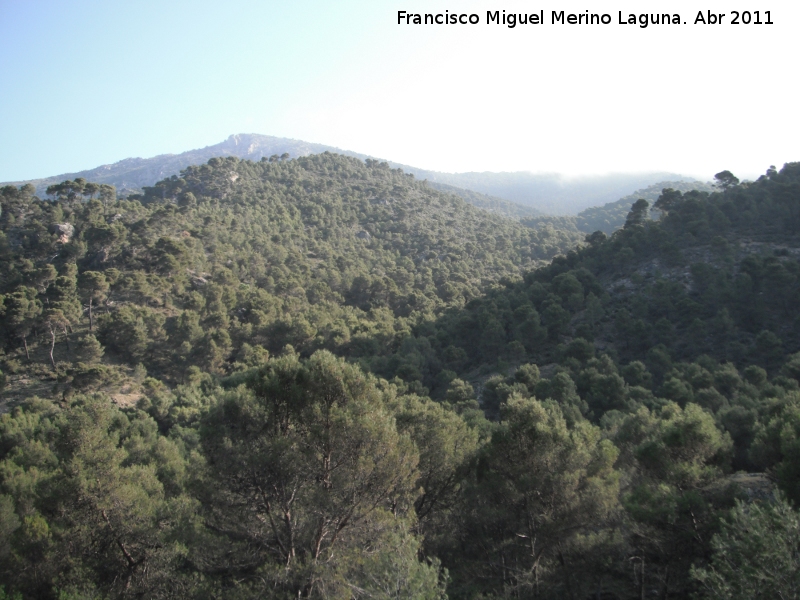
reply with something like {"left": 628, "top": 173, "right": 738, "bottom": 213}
{"left": 1, "top": 134, "right": 361, "bottom": 196}
{"left": 2, "top": 133, "right": 698, "bottom": 215}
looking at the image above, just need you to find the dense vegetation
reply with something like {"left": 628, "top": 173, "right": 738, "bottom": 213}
{"left": 1, "top": 155, "right": 800, "bottom": 599}
{"left": 426, "top": 182, "right": 541, "bottom": 219}
{"left": 0, "top": 153, "right": 580, "bottom": 391}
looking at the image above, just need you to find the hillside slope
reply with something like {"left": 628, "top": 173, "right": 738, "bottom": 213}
{"left": 380, "top": 164, "right": 800, "bottom": 389}
{"left": 0, "top": 153, "right": 582, "bottom": 403}
{"left": 426, "top": 182, "right": 543, "bottom": 218}
{"left": 572, "top": 179, "right": 718, "bottom": 233}
{"left": 523, "top": 179, "right": 718, "bottom": 235}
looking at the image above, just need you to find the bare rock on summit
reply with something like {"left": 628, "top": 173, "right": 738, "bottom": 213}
{"left": 1, "top": 133, "right": 365, "bottom": 196}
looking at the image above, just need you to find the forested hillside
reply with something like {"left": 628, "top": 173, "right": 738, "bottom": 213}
{"left": 1, "top": 156, "right": 800, "bottom": 599}
{"left": 573, "top": 179, "right": 716, "bottom": 233}
{"left": 0, "top": 153, "right": 580, "bottom": 399}
{"left": 426, "top": 182, "right": 542, "bottom": 218}
{"left": 523, "top": 179, "right": 718, "bottom": 235}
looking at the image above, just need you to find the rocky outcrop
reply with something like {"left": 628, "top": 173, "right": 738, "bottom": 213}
{"left": 48, "top": 223, "right": 74, "bottom": 243}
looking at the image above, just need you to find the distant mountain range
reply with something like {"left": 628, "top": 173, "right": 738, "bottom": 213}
{"left": 2, "top": 134, "right": 343, "bottom": 197}
{"left": 2, "top": 133, "right": 702, "bottom": 215}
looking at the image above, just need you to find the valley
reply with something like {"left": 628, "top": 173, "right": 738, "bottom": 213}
{"left": 1, "top": 150, "right": 799, "bottom": 599}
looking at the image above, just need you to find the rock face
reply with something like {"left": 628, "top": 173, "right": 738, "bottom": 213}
{"left": 704, "top": 473, "right": 777, "bottom": 504}
{"left": 48, "top": 223, "right": 74, "bottom": 243}
{"left": 356, "top": 230, "right": 371, "bottom": 240}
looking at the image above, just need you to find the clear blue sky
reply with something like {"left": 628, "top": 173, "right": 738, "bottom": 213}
{"left": 1, "top": 0, "right": 797, "bottom": 181}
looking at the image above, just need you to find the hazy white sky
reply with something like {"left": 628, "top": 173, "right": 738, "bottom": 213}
{"left": 0, "top": 0, "right": 796, "bottom": 181}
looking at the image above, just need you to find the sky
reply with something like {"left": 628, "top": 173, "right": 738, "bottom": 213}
{"left": 0, "top": 0, "right": 797, "bottom": 182}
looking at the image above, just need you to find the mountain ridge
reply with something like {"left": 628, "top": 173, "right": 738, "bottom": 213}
{"left": 3, "top": 133, "right": 700, "bottom": 215}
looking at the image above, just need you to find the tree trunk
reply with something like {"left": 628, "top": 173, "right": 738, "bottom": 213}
{"left": 49, "top": 327, "right": 56, "bottom": 369}
{"left": 558, "top": 545, "right": 576, "bottom": 600}
{"left": 660, "top": 566, "right": 669, "bottom": 600}
{"left": 640, "top": 555, "right": 646, "bottom": 600}
{"left": 62, "top": 325, "right": 72, "bottom": 351}
{"left": 22, "top": 335, "right": 30, "bottom": 360}
{"left": 88, "top": 296, "right": 94, "bottom": 331}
